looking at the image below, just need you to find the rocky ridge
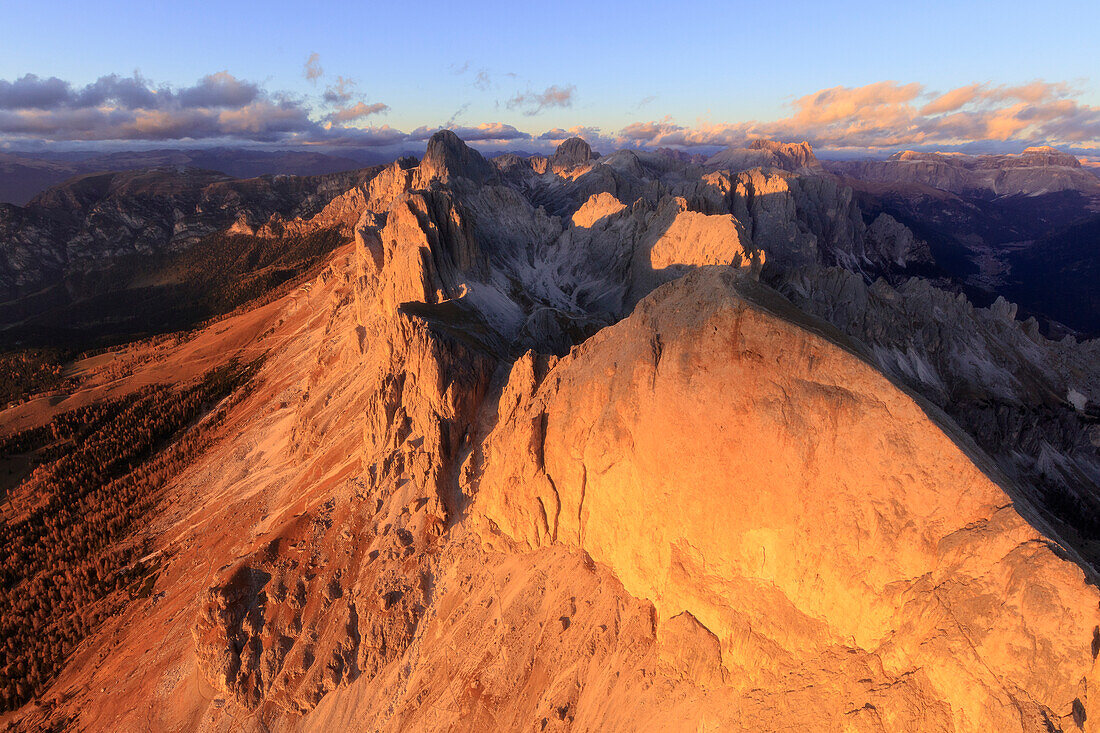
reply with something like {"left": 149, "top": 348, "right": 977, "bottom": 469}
{"left": 706, "top": 138, "right": 824, "bottom": 174}
{"left": 4, "top": 132, "right": 1100, "bottom": 732}
{"left": 827, "top": 147, "right": 1100, "bottom": 199}
{"left": 0, "top": 165, "right": 380, "bottom": 297}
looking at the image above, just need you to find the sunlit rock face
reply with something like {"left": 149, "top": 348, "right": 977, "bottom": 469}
{"left": 7, "top": 131, "right": 1100, "bottom": 733}
{"left": 470, "top": 267, "right": 1100, "bottom": 731}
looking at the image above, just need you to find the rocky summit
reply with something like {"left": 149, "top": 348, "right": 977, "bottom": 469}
{"left": 2, "top": 131, "right": 1100, "bottom": 732}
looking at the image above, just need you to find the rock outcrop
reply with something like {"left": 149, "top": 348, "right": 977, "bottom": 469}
{"left": 706, "top": 139, "right": 824, "bottom": 174}
{"left": 470, "top": 267, "right": 1100, "bottom": 731}
{"left": 416, "top": 129, "right": 498, "bottom": 186}
{"left": 548, "top": 136, "right": 598, "bottom": 173}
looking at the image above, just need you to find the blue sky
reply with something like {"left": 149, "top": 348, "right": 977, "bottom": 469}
{"left": 1, "top": 0, "right": 1098, "bottom": 154}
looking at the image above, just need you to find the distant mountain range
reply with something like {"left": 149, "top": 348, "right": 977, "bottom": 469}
{"left": 0, "top": 147, "right": 403, "bottom": 206}
{"left": 825, "top": 147, "right": 1100, "bottom": 335}
{"left": 825, "top": 146, "right": 1100, "bottom": 199}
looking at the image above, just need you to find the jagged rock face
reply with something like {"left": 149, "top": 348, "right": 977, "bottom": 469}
{"left": 248, "top": 158, "right": 416, "bottom": 240}
{"left": 351, "top": 132, "right": 763, "bottom": 355}
{"left": 827, "top": 147, "right": 1100, "bottom": 198}
{"left": 696, "top": 166, "right": 921, "bottom": 274}
{"left": 191, "top": 502, "right": 426, "bottom": 714}
{"left": 548, "top": 136, "right": 597, "bottom": 173}
{"left": 182, "top": 231, "right": 497, "bottom": 718}
{"left": 626, "top": 196, "right": 756, "bottom": 303}
{"left": 417, "top": 129, "right": 497, "bottom": 186}
{"left": 570, "top": 190, "right": 625, "bottom": 227}
{"left": 864, "top": 211, "right": 933, "bottom": 266}
{"left": 833, "top": 168, "right": 1100, "bottom": 335}
{"left": 470, "top": 267, "right": 1100, "bottom": 731}
{"left": 771, "top": 264, "right": 1100, "bottom": 567}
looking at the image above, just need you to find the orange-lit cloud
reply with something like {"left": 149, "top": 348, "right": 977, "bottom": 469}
{"left": 537, "top": 125, "right": 606, "bottom": 143}
{"left": 327, "top": 102, "right": 390, "bottom": 124}
{"left": 919, "top": 84, "right": 985, "bottom": 115}
{"left": 616, "top": 80, "right": 1100, "bottom": 152}
{"left": 408, "top": 122, "right": 530, "bottom": 142}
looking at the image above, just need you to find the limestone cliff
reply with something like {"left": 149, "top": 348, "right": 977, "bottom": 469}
{"left": 470, "top": 267, "right": 1100, "bottom": 731}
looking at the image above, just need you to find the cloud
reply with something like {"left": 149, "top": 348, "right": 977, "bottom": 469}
{"left": 317, "top": 75, "right": 389, "bottom": 127}
{"left": 0, "top": 74, "right": 72, "bottom": 109}
{"left": 0, "top": 72, "right": 165, "bottom": 110}
{"left": 537, "top": 125, "right": 620, "bottom": 151}
{"left": 474, "top": 70, "right": 491, "bottom": 91}
{"left": 0, "top": 71, "right": 353, "bottom": 143}
{"left": 507, "top": 84, "right": 575, "bottom": 116}
{"left": 0, "top": 100, "right": 315, "bottom": 142}
{"left": 80, "top": 74, "right": 166, "bottom": 109}
{"left": 0, "top": 68, "right": 524, "bottom": 150}
{"left": 0, "top": 72, "right": 262, "bottom": 112}
{"left": 408, "top": 122, "right": 530, "bottom": 142}
{"left": 303, "top": 53, "right": 323, "bottom": 82}
{"left": 313, "top": 124, "right": 409, "bottom": 147}
{"left": 326, "top": 101, "right": 389, "bottom": 124}
{"left": 322, "top": 76, "right": 355, "bottom": 105}
{"left": 177, "top": 72, "right": 260, "bottom": 108}
{"left": 920, "top": 83, "right": 985, "bottom": 115}
{"left": 537, "top": 125, "right": 604, "bottom": 142}
{"left": 614, "top": 118, "right": 753, "bottom": 148}
{"left": 445, "top": 103, "right": 470, "bottom": 127}
{"left": 788, "top": 82, "right": 923, "bottom": 127}
{"left": 616, "top": 80, "right": 1100, "bottom": 152}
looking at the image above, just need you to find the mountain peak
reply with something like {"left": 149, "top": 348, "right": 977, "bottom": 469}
{"left": 1020, "top": 145, "right": 1082, "bottom": 167}
{"left": 748, "top": 138, "right": 813, "bottom": 155}
{"left": 706, "top": 139, "right": 820, "bottom": 173}
{"left": 418, "top": 129, "right": 496, "bottom": 184}
{"left": 550, "top": 137, "right": 597, "bottom": 170}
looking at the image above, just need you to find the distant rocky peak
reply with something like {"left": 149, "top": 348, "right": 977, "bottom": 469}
{"left": 888, "top": 146, "right": 1082, "bottom": 169}
{"left": 748, "top": 139, "right": 817, "bottom": 166}
{"left": 1020, "top": 145, "right": 1082, "bottom": 167}
{"left": 705, "top": 138, "right": 821, "bottom": 173}
{"left": 549, "top": 137, "right": 598, "bottom": 171}
{"left": 417, "top": 129, "right": 496, "bottom": 185}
